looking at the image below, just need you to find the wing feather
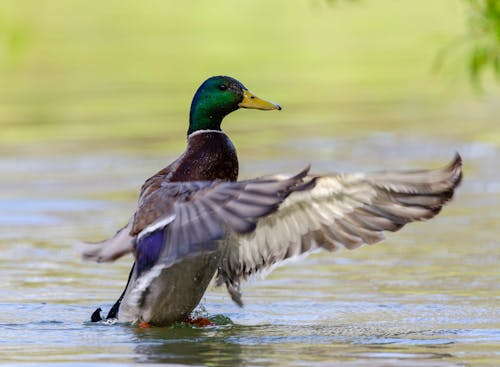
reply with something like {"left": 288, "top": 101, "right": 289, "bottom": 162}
{"left": 131, "top": 167, "right": 311, "bottom": 274}
{"left": 82, "top": 220, "right": 135, "bottom": 263}
{"left": 216, "top": 154, "right": 463, "bottom": 303}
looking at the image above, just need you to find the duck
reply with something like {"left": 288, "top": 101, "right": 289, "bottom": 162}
{"left": 84, "top": 75, "right": 462, "bottom": 327}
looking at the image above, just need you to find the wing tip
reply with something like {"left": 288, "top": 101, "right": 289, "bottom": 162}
{"left": 80, "top": 241, "right": 123, "bottom": 263}
{"left": 449, "top": 152, "right": 463, "bottom": 188}
{"left": 292, "top": 164, "right": 311, "bottom": 180}
{"left": 81, "top": 242, "right": 103, "bottom": 263}
{"left": 440, "top": 152, "right": 463, "bottom": 198}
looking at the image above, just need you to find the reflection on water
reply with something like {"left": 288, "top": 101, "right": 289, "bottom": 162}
{"left": 0, "top": 134, "right": 499, "bottom": 366}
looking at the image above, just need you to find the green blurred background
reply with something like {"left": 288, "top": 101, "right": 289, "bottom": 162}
{"left": 1, "top": 3, "right": 499, "bottom": 365}
{"left": 1, "top": 0, "right": 499, "bottom": 155}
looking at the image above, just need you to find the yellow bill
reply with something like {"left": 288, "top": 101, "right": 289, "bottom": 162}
{"left": 238, "top": 90, "right": 282, "bottom": 110}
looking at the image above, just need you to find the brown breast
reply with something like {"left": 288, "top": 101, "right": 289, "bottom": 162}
{"left": 132, "top": 131, "right": 239, "bottom": 235}
{"left": 168, "top": 131, "right": 239, "bottom": 183}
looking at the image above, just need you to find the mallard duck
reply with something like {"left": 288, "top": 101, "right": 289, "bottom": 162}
{"left": 84, "top": 76, "right": 462, "bottom": 326}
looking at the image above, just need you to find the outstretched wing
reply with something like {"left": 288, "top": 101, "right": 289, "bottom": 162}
{"left": 216, "top": 154, "right": 463, "bottom": 305}
{"left": 132, "top": 167, "right": 312, "bottom": 276}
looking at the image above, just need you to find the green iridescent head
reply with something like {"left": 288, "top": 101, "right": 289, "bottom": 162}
{"left": 188, "top": 76, "right": 281, "bottom": 135}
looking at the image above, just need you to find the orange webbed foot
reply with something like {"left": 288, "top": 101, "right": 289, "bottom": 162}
{"left": 184, "top": 316, "right": 214, "bottom": 327}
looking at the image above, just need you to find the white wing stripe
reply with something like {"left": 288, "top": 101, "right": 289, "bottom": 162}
{"left": 137, "top": 214, "right": 176, "bottom": 240}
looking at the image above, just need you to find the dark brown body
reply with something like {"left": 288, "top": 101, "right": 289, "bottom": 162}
{"left": 169, "top": 130, "right": 239, "bottom": 182}
{"left": 118, "top": 130, "right": 239, "bottom": 323}
{"left": 132, "top": 130, "right": 238, "bottom": 236}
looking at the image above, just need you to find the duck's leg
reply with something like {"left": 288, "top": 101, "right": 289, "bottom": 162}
{"left": 139, "top": 321, "right": 152, "bottom": 328}
{"left": 134, "top": 318, "right": 212, "bottom": 328}
{"left": 184, "top": 316, "right": 214, "bottom": 327}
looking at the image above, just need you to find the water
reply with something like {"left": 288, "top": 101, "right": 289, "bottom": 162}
{"left": 0, "top": 134, "right": 499, "bottom": 366}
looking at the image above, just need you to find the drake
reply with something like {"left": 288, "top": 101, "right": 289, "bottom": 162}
{"left": 84, "top": 76, "right": 462, "bottom": 326}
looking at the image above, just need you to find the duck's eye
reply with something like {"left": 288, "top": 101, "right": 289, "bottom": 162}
{"left": 219, "top": 84, "right": 227, "bottom": 91}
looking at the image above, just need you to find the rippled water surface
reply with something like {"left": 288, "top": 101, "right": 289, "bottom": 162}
{"left": 0, "top": 135, "right": 498, "bottom": 366}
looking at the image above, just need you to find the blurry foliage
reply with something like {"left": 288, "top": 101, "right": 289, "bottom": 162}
{"left": 464, "top": 0, "right": 500, "bottom": 82}
{"left": 0, "top": 14, "right": 29, "bottom": 68}
{"left": 327, "top": 0, "right": 500, "bottom": 86}
{"left": 436, "top": 0, "right": 500, "bottom": 86}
